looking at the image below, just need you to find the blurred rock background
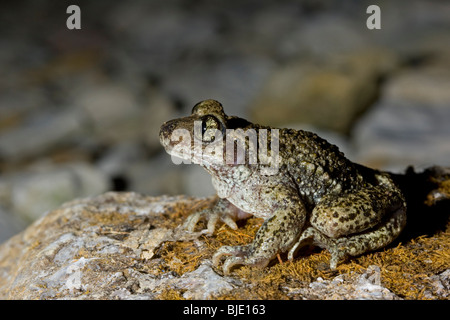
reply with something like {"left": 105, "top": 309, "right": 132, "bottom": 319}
{"left": 0, "top": 0, "right": 449, "bottom": 243}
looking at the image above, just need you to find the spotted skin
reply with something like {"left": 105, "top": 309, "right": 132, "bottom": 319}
{"left": 159, "top": 99, "right": 407, "bottom": 275}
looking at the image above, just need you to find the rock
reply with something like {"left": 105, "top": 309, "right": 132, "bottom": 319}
{"left": 142, "top": 91, "right": 179, "bottom": 151}
{"left": 124, "top": 153, "right": 186, "bottom": 196}
{"left": 277, "top": 14, "right": 369, "bottom": 60}
{"left": 163, "top": 55, "right": 274, "bottom": 119}
{"left": 70, "top": 82, "right": 177, "bottom": 151}
{"left": 106, "top": 2, "right": 219, "bottom": 76}
{"left": 122, "top": 151, "right": 216, "bottom": 197}
{"left": 0, "top": 205, "right": 27, "bottom": 244}
{"left": 427, "top": 269, "right": 450, "bottom": 299}
{"left": 250, "top": 49, "right": 399, "bottom": 134}
{"left": 353, "top": 62, "right": 450, "bottom": 171}
{"left": 74, "top": 83, "right": 142, "bottom": 145}
{"left": 174, "top": 263, "right": 236, "bottom": 300}
{"left": 299, "top": 265, "right": 400, "bottom": 300}
{"left": 0, "top": 192, "right": 233, "bottom": 299}
{"left": 0, "top": 192, "right": 447, "bottom": 300}
{"left": 0, "top": 88, "right": 49, "bottom": 133}
{"left": 353, "top": 265, "right": 399, "bottom": 300}
{"left": 0, "top": 108, "right": 86, "bottom": 161}
{"left": 96, "top": 142, "right": 147, "bottom": 178}
{"left": 1, "top": 162, "right": 109, "bottom": 222}
{"left": 184, "top": 165, "right": 216, "bottom": 197}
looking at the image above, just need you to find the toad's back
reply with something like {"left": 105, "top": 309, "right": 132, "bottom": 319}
{"left": 277, "top": 128, "right": 371, "bottom": 206}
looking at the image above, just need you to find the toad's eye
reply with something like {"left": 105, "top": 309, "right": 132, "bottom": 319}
{"left": 197, "top": 115, "right": 224, "bottom": 143}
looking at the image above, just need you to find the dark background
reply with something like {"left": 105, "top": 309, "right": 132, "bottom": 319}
{"left": 0, "top": 0, "right": 449, "bottom": 241}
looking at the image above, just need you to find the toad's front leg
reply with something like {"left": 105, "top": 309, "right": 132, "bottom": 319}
{"left": 213, "top": 193, "right": 306, "bottom": 275}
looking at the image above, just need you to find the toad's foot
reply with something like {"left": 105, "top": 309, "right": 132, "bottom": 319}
{"left": 287, "top": 227, "right": 347, "bottom": 269}
{"left": 183, "top": 198, "right": 251, "bottom": 234}
{"left": 212, "top": 245, "right": 270, "bottom": 275}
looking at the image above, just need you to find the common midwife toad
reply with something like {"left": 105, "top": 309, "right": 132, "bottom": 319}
{"left": 159, "top": 99, "right": 407, "bottom": 275}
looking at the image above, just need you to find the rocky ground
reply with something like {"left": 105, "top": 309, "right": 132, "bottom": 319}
{"left": 0, "top": 0, "right": 449, "bottom": 299}
{"left": 0, "top": 191, "right": 448, "bottom": 300}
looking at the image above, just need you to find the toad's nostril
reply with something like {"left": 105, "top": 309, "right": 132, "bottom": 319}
{"left": 160, "top": 121, "right": 175, "bottom": 134}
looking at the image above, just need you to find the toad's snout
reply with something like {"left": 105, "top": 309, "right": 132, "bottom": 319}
{"left": 159, "top": 120, "right": 177, "bottom": 143}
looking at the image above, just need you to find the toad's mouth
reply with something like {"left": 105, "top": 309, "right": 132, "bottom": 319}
{"left": 160, "top": 122, "right": 225, "bottom": 166}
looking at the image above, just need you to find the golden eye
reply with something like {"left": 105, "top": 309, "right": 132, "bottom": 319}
{"left": 200, "top": 115, "right": 223, "bottom": 143}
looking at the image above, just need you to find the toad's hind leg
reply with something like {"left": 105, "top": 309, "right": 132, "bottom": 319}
{"left": 289, "top": 181, "right": 407, "bottom": 269}
{"left": 311, "top": 181, "right": 407, "bottom": 240}
{"left": 288, "top": 207, "right": 406, "bottom": 269}
{"left": 328, "top": 206, "right": 407, "bottom": 268}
